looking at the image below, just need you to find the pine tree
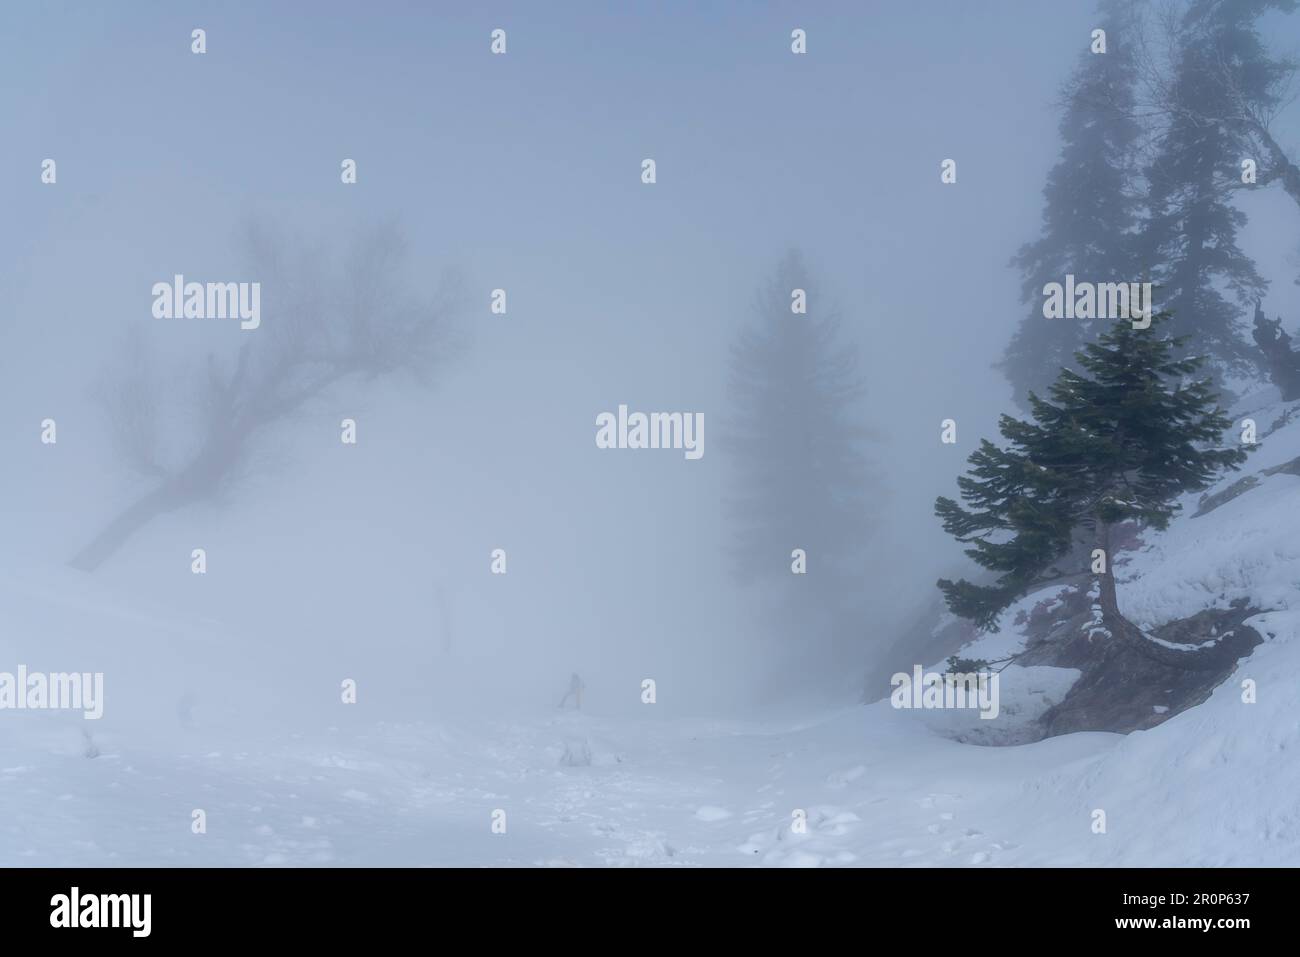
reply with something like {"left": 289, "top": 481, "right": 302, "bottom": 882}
{"left": 999, "top": 0, "right": 1143, "bottom": 411}
{"left": 722, "top": 250, "right": 877, "bottom": 649}
{"left": 938, "top": 314, "right": 1248, "bottom": 632}
{"left": 1138, "top": 1, "right": 1276, "bottom": 389}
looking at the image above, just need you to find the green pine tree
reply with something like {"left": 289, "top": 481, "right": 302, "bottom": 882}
{"left": 937, "top": 314, "right": 1249, "bottom": 632}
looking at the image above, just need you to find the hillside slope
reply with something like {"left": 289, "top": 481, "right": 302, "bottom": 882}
{"left": 1, "top": 397, "right": 1296, "bottom": 866}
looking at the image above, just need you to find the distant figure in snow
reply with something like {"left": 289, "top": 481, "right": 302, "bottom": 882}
{"left": 559, "top": 673, "right": 585, "bottom": 710}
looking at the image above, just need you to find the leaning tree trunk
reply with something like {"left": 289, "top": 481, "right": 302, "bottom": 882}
{"left": 70, "top": 426, "right": 239, "bottom": 571}
{"left": 69, "top": 483, "right": 183, "bottom": 572}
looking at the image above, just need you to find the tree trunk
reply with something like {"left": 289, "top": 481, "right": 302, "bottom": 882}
{"left": 68, "top": 484, "right": 180, "bottom": 572}
{"left": 1095, "top": 518, "right": 1167, "bottom": 654}
{"left": 69, "top": 436, "right": 233, "bottom": 572}
{"left": 1095, "top": 521, "right": 1122, "bottom": 624}
{"left": 1093, "top": 517, "right": 1247, "bottom": 670}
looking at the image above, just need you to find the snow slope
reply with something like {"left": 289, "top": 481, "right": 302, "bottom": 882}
{"left": 1, "top": 399, "right": 1297, "bottom": 867}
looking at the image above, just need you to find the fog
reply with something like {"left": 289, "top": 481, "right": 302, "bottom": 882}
{"left": 3, "top": 0, "right": 1298, "bottom": 737}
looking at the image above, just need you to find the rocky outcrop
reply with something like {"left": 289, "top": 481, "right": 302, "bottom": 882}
{"left": 1027, "top": 598, "right": 1262, "bottom": 737}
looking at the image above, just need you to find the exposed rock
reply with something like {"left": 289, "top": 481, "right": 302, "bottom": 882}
{"left": 890, "top": 524, "right": 1266, "bottom": 742}
{"left": 1264, "top": 403, "right": 1300, "bottom": 438}
{"left": 1032, "top": 601, "right": 1262, "bottom": 737}
{"left": 1194, "top": 475, "right": 1261, "bottom": 516}
{"left": 1263, "top": 454, "right": 1300, "bottom": 478}
{"left": 1193, "top": 446, "right": 1300, "bottom": 518}
{"left": 1252, "top": 301, "right": 1300, "bottom": 401}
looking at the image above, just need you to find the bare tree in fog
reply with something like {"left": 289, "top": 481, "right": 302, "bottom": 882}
{"left": 71, "top": 222, "right": 463, "bottom": 571}
{"left": 1136, "top": 0, "right": 1282, "bottom": 385}
{"left": 1144, "top": 0, "right": 1300, "bottom": 212}
{"left": 722, "top": 250, "right": 879, "bottom": 676}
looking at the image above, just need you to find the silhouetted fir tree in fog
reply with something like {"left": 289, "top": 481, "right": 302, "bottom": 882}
{"left": 1137, "top": 0, "right": 1280, "bottom": 388}
{"left": 938, "top": 315, "right": 1247, "bottom": 636}
{"left": 722, "top": 251, "right": 877, "bottom": 658}
{"left": 1000, "top": 0, "right": 1143, "bottom": 411}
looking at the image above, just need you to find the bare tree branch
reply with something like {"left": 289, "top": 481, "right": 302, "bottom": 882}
{"left": 72, "top": 220, "right": 466, "bottom": 571}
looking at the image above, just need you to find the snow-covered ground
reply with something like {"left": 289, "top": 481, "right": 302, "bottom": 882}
{"left": 3, "top": 397, "right": 1298, "bottom": 867}
{"left": 2, "top": 685, "right": 1292, "bottom": 867}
